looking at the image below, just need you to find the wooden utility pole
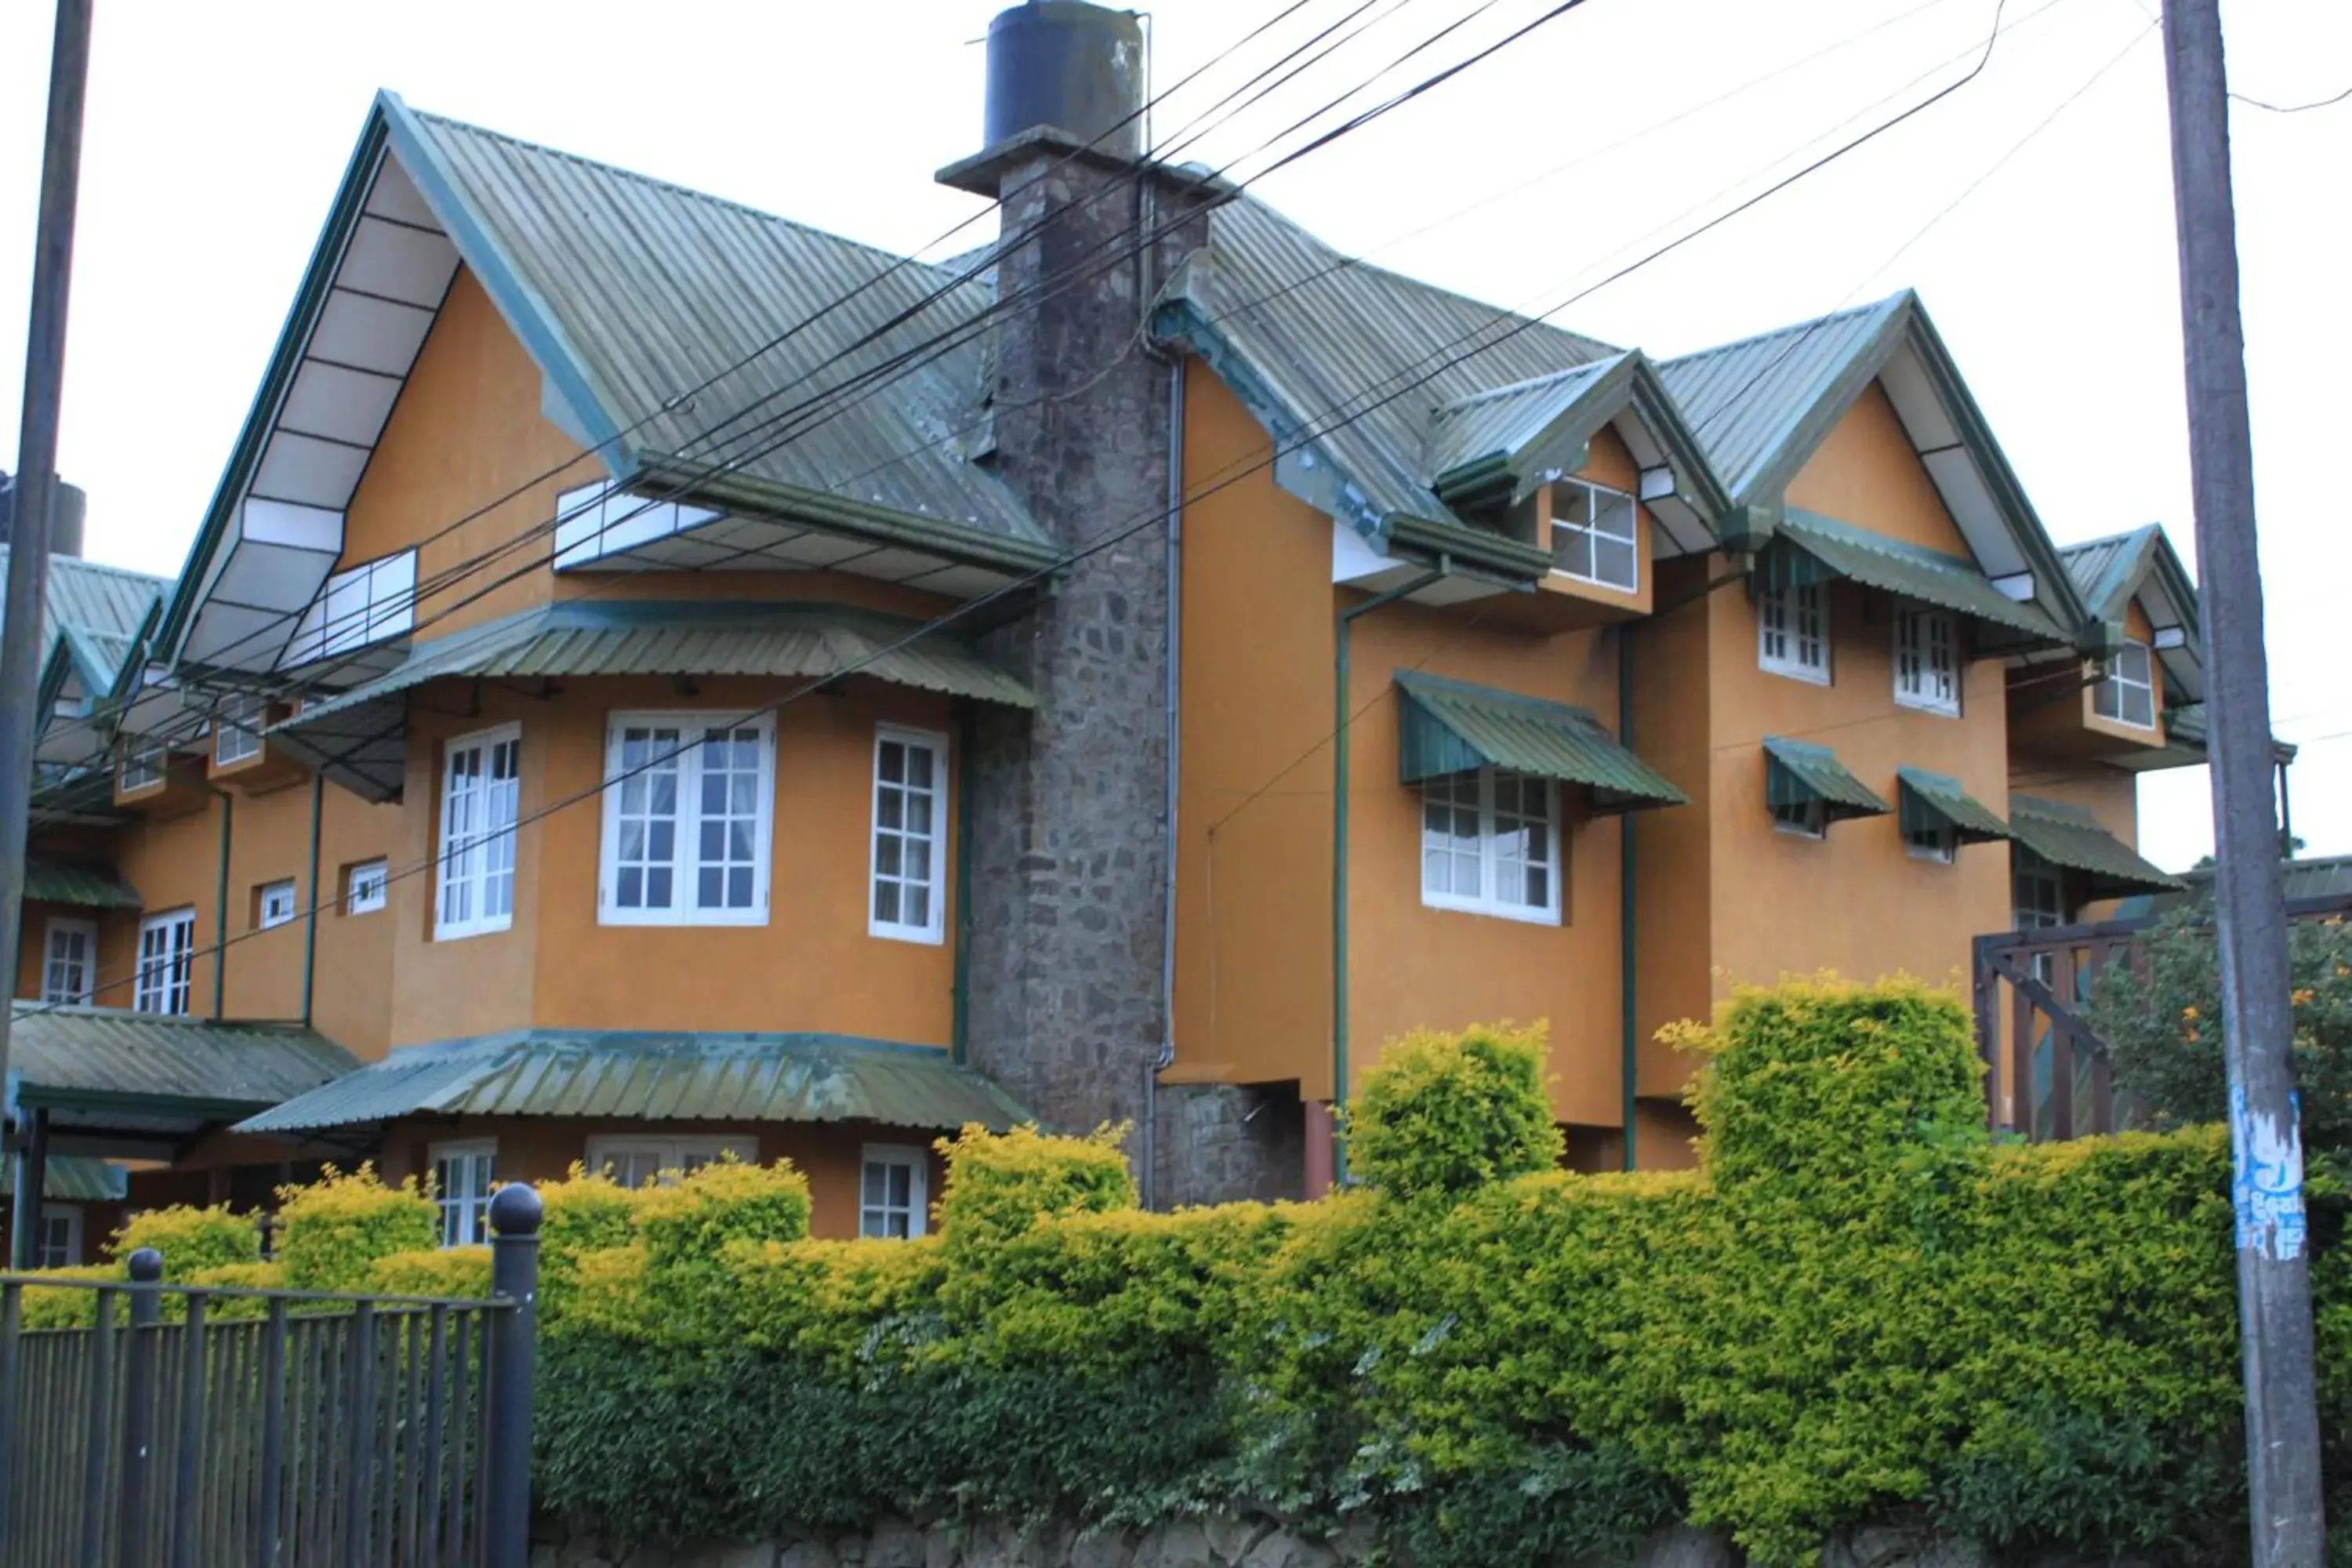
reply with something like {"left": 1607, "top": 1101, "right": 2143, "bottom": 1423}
{"left": 2158, "top": 2, "right": 2325, "bottom": 1562}
{"left": 1, "top": 0, "right": 95, "bottom": 1269}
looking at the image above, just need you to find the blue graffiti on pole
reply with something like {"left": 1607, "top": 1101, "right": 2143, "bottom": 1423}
{"left": 2230, "top": 1083, "right": 2307, "bottom": 1261}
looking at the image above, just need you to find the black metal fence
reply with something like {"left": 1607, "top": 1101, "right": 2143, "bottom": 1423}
{"left": 0, "top": 1183, "right": 540, "bottom": 1568}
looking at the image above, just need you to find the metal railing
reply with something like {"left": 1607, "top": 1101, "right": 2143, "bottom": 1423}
{"left": 0, "top": 1183, "right": 540, "bottom": 1568}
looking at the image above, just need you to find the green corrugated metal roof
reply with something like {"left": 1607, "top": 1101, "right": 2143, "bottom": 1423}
{"left": 234, "top": 1031, "right": 1032, "bottom": 1136}
{"left": 2056, "top": 528, "right": 2154, "bottom": 622}
{"left": 1393, "top": 670, "right": 1685, "bottom": 814}
{"left": 1895, "top": 767, "right": 2010, "bottom": 845}
{"left": 1762, "top": 737, "right": 1889, "bottom": 820}
{"left": 397, "top": 102, "right": 1050, "bottom": 552}
{"left": 22, "top": 852, "right": 141, "bottom": 909}
{"left": 2009, "top": 796, "right": 2184, "bottom": 898}
{"left": 0, "top": 1154, "right": 128, "bottom": 1202}
{"left": 1763, "top": 510, "right": 2066, "bottom": 642}
{"left": 1424, "top": 357, "right": 1624, "bottom": 499}
{"left": 280, "top": 600, "right": 1034, "bottom": 735}
{"left": 6, "top": 1006, "right": 358, "bottom": 1116}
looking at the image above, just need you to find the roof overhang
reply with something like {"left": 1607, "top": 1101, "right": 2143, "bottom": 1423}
{"left": 1394, "top": 668, "right": 1685, "bottom": 814}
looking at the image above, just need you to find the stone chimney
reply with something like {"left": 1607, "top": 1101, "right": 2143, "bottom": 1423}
{"left": 939, "top": 3, "right": 1216, "bottom": 1154}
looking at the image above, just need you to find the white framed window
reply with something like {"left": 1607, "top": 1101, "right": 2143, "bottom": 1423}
{"left": 133, "top": 908, "right": 197, "bottom": 1015}
{"left": 1771, "top": 800, "right": 1827, "bottom": 840}
{"left": 258, "top": 879, "right": 298, "bottom": 930}
{"left": 215, "top": 694, "right": 265, "bottom": 767}
{"left": 1550, "top": 481, "right": 1639, "bottom": 593}
{"left": 859, "top": 1145, "right": 930, "bottom": 1239}
{"left": 430, "top": 1141, "right": 496, "bottom": 1248}
{"left": 1906, "top": 823, "right": 1957, "bottom": 865}
{"left": 345, "top": 858, "right": 388, "bottom": 916}
{"left": 1419, "top": 768, "right": 1561, "bottom": 924}
{"left": 1893, "top": 605, "right": 1961, "bottom": 715}
{"left": 2094, "top": 639, "right": 2157, "bottom": 729}
{"left": 869, "top": 728, "right": 948, "bottom": 943}
{"left": 436, "top": 725, "right": 521, "bottom": 941}
{"left": 2015, "top": 852, "right": 2067, "bottom": 930}
{"left": 37, "top": 1206, "right": 83, "bottom": 1269}
{"left": 1757, "top": 583, "right": 1829, "bottom": 683}
{"left": 42, "top": 918, "right": 97, "bottom": 1005}
{"left": 598, "top": 713, "right": 775, "bottom": 925}
{"left": 118, "top": 736, "right": 166, "bottom": 794}
{"left": 282, "top": 548, "right": 417, "bottom": 667}
{"left": 586, "top": 1136, "right": 757, "bottom": 1189}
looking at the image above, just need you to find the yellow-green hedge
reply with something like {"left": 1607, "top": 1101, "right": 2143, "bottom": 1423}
{"left": 273, "top": 1164, "right": 438, "bottom": 1290}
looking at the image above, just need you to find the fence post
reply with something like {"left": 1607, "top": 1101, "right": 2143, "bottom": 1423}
{"left": 0, "top": 1279, "right": 20, "bottom": 1555}
{"left": 118, "top": 1247, "right": 163, "bottom": 1568}
{"left": 483, "top": 1185, "right": 541, "bottom": 1568}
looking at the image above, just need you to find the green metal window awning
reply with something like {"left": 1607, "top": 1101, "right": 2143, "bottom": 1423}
{"left": 2009, "top": 796, "right": 2185, "bottom": 898}
{"left": 1759, "top": 511, "right": 2067, "bottom": 644}
{"left": 1763, "top": 737, "right": 1889, "bottom": 823}
{"left": 1394, "top": 670, "right": 1685, "bottom": 815}
{"left": 7, "top": 1006, "right": 359, "bottom": 1132}
{"left": 234, "top": 1031, "right": 1033, "bottom": 1137}
{"left": 1896, "top": 767, "right": 2012, "bottom": 846}
{"left": 23, "top": 851, "right": 142, "bottom": 909}
{"left": 0, "top": 1153, "right": 128, "bottom": 1203}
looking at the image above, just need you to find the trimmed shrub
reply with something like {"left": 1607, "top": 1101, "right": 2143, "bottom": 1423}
{"left": 371, "top": 1246, "right": 492, "bottom": 1299}
{"left": 274, "top": 1164, "right": 437, "bottom": 1290}
{"left": 1345, "top": 1020, "right": 1561, "bottom": 1199}
{"left": 109, "top": 1203, "right": 261, "bottom": 1281}
{"left": 634, "top": 1156, "right": 811, "bottom": 1271}
{"left": 935, "top": 1122, "right": 1134, "bottom": 1254}
{"left": 15, "top": 1265, "right": 120, "bottom": 1330}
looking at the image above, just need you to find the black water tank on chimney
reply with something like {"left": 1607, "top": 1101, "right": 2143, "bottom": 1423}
{"left": 984, "top": 1, "right": 1146, "bottom": 158}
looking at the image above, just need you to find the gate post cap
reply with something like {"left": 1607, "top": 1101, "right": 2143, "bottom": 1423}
{"left": 488, "top": 1182, "right": 543, "bottom": 1237}
{"left": 125, "top": 1247, "right": 164, "bottom": 1283}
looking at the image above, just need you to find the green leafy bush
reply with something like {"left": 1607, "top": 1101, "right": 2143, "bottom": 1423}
{"left": 1345, "top": 1020, "right": 1561, "bottom": 1199}
{"left": 273, "top": 1164, "right": 437, "bottom": 1290}
{"left": 109, "top": 1203, "right": 261, "bottom": 1281}
{"left": 2089, "top": 903, "right": 2352, "bottom": 1151}
{"left": 633, "top": 1156, "right": 811, "bottom": 1269}
{"left": 371, "top": 1246, "right": 491, "bottom": 1298}
{"left": 934, "top": 1122, "right": 1134, "bottom": 1252}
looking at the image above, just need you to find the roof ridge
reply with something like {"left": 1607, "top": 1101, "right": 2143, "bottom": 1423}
{"left": 407, "top": 103, "right": 970, "bottom": 286}
{"left": 2055, "top": 523, "right": 2161, "bottom": 557}
{"left": 1432, "top": 352, "right": 1626, "bottom": 416}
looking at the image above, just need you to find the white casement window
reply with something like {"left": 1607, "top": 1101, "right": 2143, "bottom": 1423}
{"left": 282, "top": 549, "right": 418, "bottom": 667}
{"left": 436, "top": 725, "right": 521, "bottom": 940}
{"left": 1550, "top": 480, "right": 1639, "bottom": 593}
{"left": 42, "top": 917, "right": 97, "bottom": 1005}
{"left": 859, "top": 1145, "right": 931, "bottom": 1239}
{"left": 37, "top": 1206, "right": 83, "bottom": 1269}
{"left": 1906, "top": 823, "right": 1958, "bottom": 865}
{"left": 430, "top": 1141, "right": 497, "bottom": 1248}
{"left": 586, "top": 1136, "right": 757, "bottom": 1189}
{"left": 1419, "top": 768, "right": 1561, "bottom": 924}
{"left": 2015, "top": 853, "right": 2067, "bottom": 930}
{"left": 1893, "top": 605, "right": 1961, "bottom": 716}
{"left": 1771, "top": 800, "right": 1827, "bottom": 840}
{"left": 346, "top": 858, "right": 389, "bottom": 916}
{"left": 118, "top": 737, "right": 165, "bottom": 793}
{"left": 869, "top": 728, "right": 948, "bottom": 943}
{"left": 258, "top": 880, "right": 298, "bottom": 930}
{"left": 2094, "top": 639, "right": 2158, "bottom": 729}
{"left": 134, "top": 908, "right": 197, "bottom": 1014}
{"left": 599, "top": 713, "right": 775, "bottom": 925}
{"left": 1757, "top": 583, "right": 1830, "bottom": 684}
{"left": 215, "top": 694, "right": 265, "bottom": 767}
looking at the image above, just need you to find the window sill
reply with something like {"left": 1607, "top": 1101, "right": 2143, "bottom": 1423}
{"left": 600, "top": 909, "right": 772, "bottom": 929}
{"left": 1893, "top": 695, "right": 1962, "bottom": 719}
{"left": 869, "top": 920, "right": 947, "bottom": 946}
{"left": 1549, "top": 567, "right": 1639, "bottom": 597}
{"left": 1419, "top": 894, "right": 1561, "bottom": 927}
{"left": 434, "top": 917, "right": 514, "bottom": 943}
{"left": 1760, "top": 660, "right": 1831, "bottom": 687}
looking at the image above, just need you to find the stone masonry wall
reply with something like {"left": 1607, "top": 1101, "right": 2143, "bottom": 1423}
{"left": 962, "top": 153, "right": 1212, "bottom": 1160}
{"left": 1152, "top": 1081, "right": 1306, "bottom": 1209}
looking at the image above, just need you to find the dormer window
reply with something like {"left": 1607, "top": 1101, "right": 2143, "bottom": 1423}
{"left": 2094, "top": 639, "right": 2157, "bottom": 729}
{"left": 1550, "top": 481, "right": 1638, "bottom": 593}
{"left": 216, "top": 694, "right": 265, "bottom": 766}
{"left": 119, "top": 737, "right": 166, "bottom": 793}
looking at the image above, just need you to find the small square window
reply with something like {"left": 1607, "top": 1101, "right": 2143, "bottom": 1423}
{"left": 119, "top": 737, "right": 166, "bottom": 793}
{"left": 258, "top": 880, "right": 297, "bottom": 930}
{"left": 1771, "top": 800, "right": 1827, "bottom": 840}
{"left": 1906, "top": 824, "right": 1957, "bottom": 864}
{"left": 1550, "top": 481, "right": 1639, "bottom": 593}
{"left": 2094, "top": 640, "right": 2158, "bottom": 729}
{"left": 859, "top": 1145, "right": 930, "bottom": 1238}
{"left": 36, "top": 1205, "right": 83, "bottom": 1269}
{"left": 215, "top": 695, "right": 265, "bottom": 767}
{"left": 346, "top": 858, "right": 388, "bottom": 916}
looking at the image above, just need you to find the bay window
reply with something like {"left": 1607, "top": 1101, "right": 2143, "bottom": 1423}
{"left": 598, "top": 713, "right": 775, "bottom": 925}
{"left": 436, "top": 724, "right": 521, "bottom": 940}
{"left": 2094, "top": 640, "right": 2157, "bottom": 729}
{"left": 870, "top": 728, "right": 947, "bottom": 943}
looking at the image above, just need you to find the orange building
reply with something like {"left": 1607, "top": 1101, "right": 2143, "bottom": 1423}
{"left": 7, "top": 8, "right": 2231, "bottom": 1240}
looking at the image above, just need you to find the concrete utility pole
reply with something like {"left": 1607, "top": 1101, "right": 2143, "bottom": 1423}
{"left": 2158, "top": 2, "right": 2325, "bottom": 1562}
{"left": 1, "top": 0, "right": 95, "bottom": 1269}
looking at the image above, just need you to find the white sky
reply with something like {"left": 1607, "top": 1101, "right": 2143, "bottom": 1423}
{"left": 1, "top": 0, "right": 2345, "bottom": 869}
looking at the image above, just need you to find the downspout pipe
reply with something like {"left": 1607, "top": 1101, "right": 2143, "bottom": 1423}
{"left": 952, "top": 700, "right": 978, "bottom": 1067}
{"left": 300, "top": 771, "right": 324, "bottom": 1027}
{"left": 1332, "top": 564, "right": 1446, "bottom": 1185}
{"left": 1142, "top": 350, "right": 1184, "bottom": 1210}
{"left": 205, "top": 782, "right": 234, "bottom": 1022}
{"left": 2278, "top": 757, "right": 2295, "bottom": 860}
{"left": 1619, "top": 620, "right": 1639, "bottom": 1172}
